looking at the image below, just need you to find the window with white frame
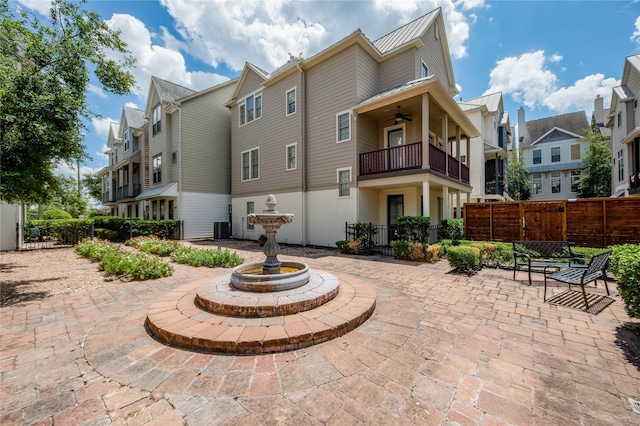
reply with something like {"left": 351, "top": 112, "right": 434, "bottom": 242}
{"left": 618, "top": 149, "right": 624, "bottom": 182}
{"left": 421, "top": 62, "right": 428, "bottom": 78}
{"left": 286, "top": 143, "right": 297, "bottom": 171}
{"left": 571, "top": 170, "right": 581, "bottom": 192}
{"left": 551, "top": 147, "right": 560, "bottom": 163}
{"left": 286, "top": 88, "right": 296, "bottom": 115}
{"left": 336, "top": 111, "right": 351, "bottom": 143}
{"left": 570, "top": 144, "right": 580, "bottom": 161}
{"left": 532, "top": 173, "right": 542, "bottom": 195}
{"left": 551, "top": 172, "right": 561, "bottom": 193}
{"left": 617, "top": 111, "right": 622, "bottom": 128}
{"left": 152, "top": 154, "right": 162, "bottom": 184}
{"left": 152, "top": 104, "right": 162, "bottom": 135}
{"left": 241, "top": 148, "right": 259, "bottom": 181}
{"left": 124, "top": 129, "right": 131, "bottom": 152}
{"left": 239, "top": 93, "right": 262, "bottom": 125}
{"left": 533, "top": 149, "right": 541, "bottom": 164}
{"left": 337, "top": 167, "right": 352, "bottom": 197}
{"left": 247, "top": 202, "right": 254, "bottom": 230}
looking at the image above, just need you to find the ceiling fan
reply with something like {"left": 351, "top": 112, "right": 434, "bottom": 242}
{"left": 394, "top": 106, "right": 412, "bottom": 123}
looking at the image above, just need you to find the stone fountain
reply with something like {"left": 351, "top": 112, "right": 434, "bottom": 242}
{"left": 145, "top": 194, "right": 376, "bottom": 354}
{"left": 230, "top": 194, "right": 310, "bottom": 292}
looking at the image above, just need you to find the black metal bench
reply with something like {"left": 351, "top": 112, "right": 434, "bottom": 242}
{"left": 512, "top": 240, "right": 587, "bottom": 285}
{"left": 545, "top": 250, "right": 611, "bottom": 310}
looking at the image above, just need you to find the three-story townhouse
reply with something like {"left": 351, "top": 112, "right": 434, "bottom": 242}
{"left": 518, "top": 110, "right": 590, "bottom": 201}
{"left": 227, "top": 8, "right": 479, "bottom": 247}
{"left": 135, "top": 76, "right": 238, "bottom": 238}
{"left": 458, "top": 92, "right": 511, "bottom": 203}
{"left": 608, "top": 54, "right": 640, "bottom": 198}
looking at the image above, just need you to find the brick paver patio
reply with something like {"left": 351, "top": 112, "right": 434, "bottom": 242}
{"left": 1, "top": 245, "right": 639, "bottom": 425}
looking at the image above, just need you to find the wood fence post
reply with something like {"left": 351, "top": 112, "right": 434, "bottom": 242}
{"left": 602, "top": 199, "right": 607, "bottom": 248}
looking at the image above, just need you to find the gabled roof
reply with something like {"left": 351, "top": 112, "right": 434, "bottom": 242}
{"left": 521, "top": 111, "right": 589, "bottom": 147}
{"left": 122, "top": 106, "right": 146, "bottom": 130}
{"left": 372, "top": 9, "right": 438, "bottom": 54}
{"left": 457, "top": 92, "right": 502, "bottom": 113}
{"left": 608, "top": 54, "right": 638, "bottom": 120}
{"left": 227, "top": 62, "right": 271, "bottom": 104}
{"left": 106, "top": 122, "right": 120, "bottom": 149}
{"left": 151, "top": 76, "right": 197, "bottom": 103}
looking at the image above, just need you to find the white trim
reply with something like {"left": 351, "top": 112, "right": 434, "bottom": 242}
{"left": 238, "top": 90, "right": 263, "bottom": 127}
{"left": 241, "top": 147, "right": 260, "bottom": 182}
{"left": 286, "top": 86, "right": 297, "bottom": 116}
{"left": 336, "top": 166, "right": 352, "bottom": 197}
{"left": 384, "top": 123, "right": 406, "bottom": 148}
{"left": 336, "top": 110, "right": 352, "bottom": 143}
{"left": 285, "top": 142, "right": 298, "bottom": 171}
{"left": 421, "top": 61, "right": 429, "bottom": 79}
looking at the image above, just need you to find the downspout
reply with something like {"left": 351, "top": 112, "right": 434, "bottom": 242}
{"left": 296, "top": 61, "right": 307, "bottom": 246}
{"left": 177, "top": 105, "right": 183, "bottom": 223}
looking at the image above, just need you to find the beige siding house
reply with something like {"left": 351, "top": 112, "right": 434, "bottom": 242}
{"left": 227, "top": 8, "right": 479, "bottom": 247}
{"left": 458, "top": 92, "right": 511, "bottom": 203}
{"left": 608, "top": 54, "right": 640, "bottom": 198}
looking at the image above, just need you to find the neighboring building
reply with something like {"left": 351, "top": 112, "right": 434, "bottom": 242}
{"left": 0, "top": 201, "right": 21, "bottom": 251}
{"left": 519, "top": 110, "right": 590, "bottom": 200}
{"left": 591, "top": 95, "right": 611, "bottom": 141}
{"left": 136, "top": 76, "right": 238, "bottom": 239}
{"left": 226, "top": 8, "right": 479, "bottom": 247}
{"left": 101, "top": 106, "right": 147, "bottom": 217}
{"left": 608, "top": 54, "right": 640, "bottom": 198}
{"left": 458, "top": 92, "right": 511, "bottom": 202}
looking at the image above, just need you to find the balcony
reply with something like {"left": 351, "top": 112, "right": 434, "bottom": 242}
{"left": 102, "top": 191, "right": 115, "bottom": 204}
{"left": 359, "top": 142, "right": 469, "bottom": 184}
{"left": 485, "top": 181, "right": 505, "bottom": 196}
{"left": 116, "top": 183, "right": 142, "bottom": 200}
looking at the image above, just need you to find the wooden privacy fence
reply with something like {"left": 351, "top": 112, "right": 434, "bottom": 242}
{"left": 464, "top": 198, "right": 640, "bottom": 247}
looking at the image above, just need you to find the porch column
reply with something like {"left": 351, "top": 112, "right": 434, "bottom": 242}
{"left": 422, "top": 181, "right": 431, "bottom": 218}
{"left": 442, "top": 186, "right": 450, "bottom": 219}
{"left": 466, "top": 192, "right": 471, "bottom": 204}
{"left": 456, "top": 126, "right": 461, "bottom": 180}
{"left": 442, "top": 114, "right": 449, "bottom": 175}
{"left": 128, "top": 165, "right": 133, "bottom": 197}
{"left": 456, "top": 191, "right": 462, "bottom": 218}
{"left": 421, "top": 94, "right": 430, "bottom": 169}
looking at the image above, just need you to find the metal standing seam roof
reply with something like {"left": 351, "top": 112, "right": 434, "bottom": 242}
{"left": 372, "top": 9, "right": 438, "bottom": 54}
{"left": 355, "top": 76, "right": 436, "bottom": 108}
{"left": 457, "top": 92, "right": 502, "bottom": 113}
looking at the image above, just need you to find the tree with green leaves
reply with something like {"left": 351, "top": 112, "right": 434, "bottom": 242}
{"left": 506, "top": 149, "right": 531, "bottom": 200}
{"left": 82, "top": 172, "right": 102, "bottom": 204}
{"left": 578, "top": 128, "right": 611, "bottom": 198}
{"left": 0, "top": 0, "right": 135, "bottom": 205}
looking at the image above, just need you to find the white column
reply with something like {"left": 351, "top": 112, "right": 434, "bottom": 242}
{"left": 456, "top": 126, "right": 461, "bottom": 179}
{"left": 442, "top": 186, "right": 449, "bottom": 219}
{"left": 456, "top": 191, "right": 462, "bottom": 218}
{"left": 422, "top": 94, "right": 430, "bottom": 169}
{"left": 422, "top": 181, "right": 431, "bottom": 218}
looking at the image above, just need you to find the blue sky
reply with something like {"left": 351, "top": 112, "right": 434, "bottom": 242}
{"left": 12, "top": 0, "right": 640, "bottom": 178}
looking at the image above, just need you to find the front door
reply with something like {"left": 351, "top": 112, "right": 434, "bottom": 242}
{"left": 388, "top": 128, "right": 404, "bottom": 170}
{"left": 387, "top": 195, "right": 404, "bottom": 243}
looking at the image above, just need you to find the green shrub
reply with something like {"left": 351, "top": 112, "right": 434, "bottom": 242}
{"left": 335, "top": 240, "right": 350, "bottom": 253}
{"left": 347, "top": 222, "right": 377, "bottom": 254}
{"left": 94, "top": 228, "right": 119, "bottom": 241}
{"left": 101, "top": 251, "right": 174, "bottom": 280}
{"left": 125, "top": 236, "right": 181, "bottom": 256}
{"left": 391, "top": 240, "right": 410, "bottom": 259}
{"left": 43, "top": 208, "right": 72, "bottom": 220}
{"left": 440, "top": 218, "right": 463, "bottom": 241}
{"left": 170, "top": 246, "right": 244, "bottom": 268}
{"left": 446, "top": 246, "right": 481, "bottom": 275}
{"left": 396, "top": 216, "right": 430, "bottom": 243}
{"left": 609, "top": 244, "right": 640, "bottom": 318}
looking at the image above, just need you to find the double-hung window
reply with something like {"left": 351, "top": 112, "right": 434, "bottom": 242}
{"left": 239, "top": 93, "right": 262, "bottom": 125}
{"left": 551, "top": 147, "right": 560, "bottom": 163}
{"left": 570, "top": 144, "right": 580, "bottom": 161}
{"left": 337, "top": 167, "right": 352, "bottom": 197}
{"left": 532, "top": 173, "right": 542, "bottom": 195}
{"left": 618, "top": 149, "right": 624, "bottom": 182}
{"left": 533, "top": 149, "right": 541, "bottom": 164}
{"left": 152, "top": 154, "right": 162, "bottom": 184}
{"left": 571, "top": 170, "right": 581, "bottom": 193}
{"left": 336, "top": 111, "right": 351, "bottom": 143}
{"left": 241, "top": 148, "right": 259, "bottom": 181}
{"left": 152, "top": 104, "right": 162, "bottom": 135}
{"left": 421, "top": 62, "right": 428, "bottom": 78}
{"left": 124, "top": 130, "right": 131, "bottom": 152}
{"left": 617, "top": 111, "right": 622, "bottom": 128}
{"left": 286, "top": 143, "right": 297, "bottom": 171}
{"left": 286, "top": 88, "right": 296, "bottom": 115}
{"left": 551, "top": 172, "right": 561, "bottom": 193}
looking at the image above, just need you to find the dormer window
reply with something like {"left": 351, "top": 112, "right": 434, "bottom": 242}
{"left": 124, "top": 130, "right": 131, "bottom": 152}
{"left": 152, "top": 104, "right": 162, "bottom": 135}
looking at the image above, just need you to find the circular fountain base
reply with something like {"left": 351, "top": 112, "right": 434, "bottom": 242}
{"left": 196, "top": 269, "right": 339, "bottom": 317}
{"left": 230, "top": 261, "right": 310, "bottom": 292}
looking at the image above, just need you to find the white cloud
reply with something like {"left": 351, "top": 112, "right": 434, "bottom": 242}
{"left": 91, "top": 117, "right": 115, "bottom": 138}
{"left": 105, "top": 14, "right": 230, "bottom": 95}
{"left": 16, "top": 0, "right": 50, "bottom": 15}
{"left": 631, "top": 15, "right": 640, "bottom": 48}
{"left": 124, "top": 102, "right": 139, "bottom": 109}
{"left": 88, "top": 83, "right": 107, "bottom": 99}
{"left": 485, "top": 50, "right": 619, "bottom": 114}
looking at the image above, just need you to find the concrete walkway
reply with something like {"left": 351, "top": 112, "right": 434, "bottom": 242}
{"left": 1, "top": 245, "right": 639, "bottom": 425}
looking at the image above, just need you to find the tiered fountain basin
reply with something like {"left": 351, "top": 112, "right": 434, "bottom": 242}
{"left": 229, "top": 261, "right": 310, "bottom": 292}
{"left": 145, "top": 271, "right": 376, "bottom": 354}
